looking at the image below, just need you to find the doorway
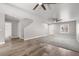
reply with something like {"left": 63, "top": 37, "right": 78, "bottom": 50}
{"left": 5, "top": 22, "right": 12, "bottom": 40}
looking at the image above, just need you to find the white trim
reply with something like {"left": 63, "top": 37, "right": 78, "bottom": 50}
{"left": 24, "top": 34, "right": 48, "bottom": 41}
{"left": 0, "top": 42, "right": 5, "bottom": 45}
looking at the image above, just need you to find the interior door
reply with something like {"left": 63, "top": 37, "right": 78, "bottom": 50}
{"left": 5, "top": 22, "right": 12, "bottom": 40}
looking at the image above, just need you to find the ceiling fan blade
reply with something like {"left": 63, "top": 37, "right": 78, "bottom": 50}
{"left": 41, "top": 4, "right": 46, "bottom": 10}
{"left": 33, "top": 4, "right": 39, "bottom": 10}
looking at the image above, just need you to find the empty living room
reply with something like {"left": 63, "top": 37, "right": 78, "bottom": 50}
{"left": 0, "top": 1, "right": 79, "bottom": 57}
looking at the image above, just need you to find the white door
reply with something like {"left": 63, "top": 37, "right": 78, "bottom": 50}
{"left": 5, "top": 22, "right": 12, "bottom": 39}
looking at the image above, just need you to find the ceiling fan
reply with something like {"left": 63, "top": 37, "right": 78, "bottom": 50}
{"left": 33, "top": 3, "right": 56, "bottom": 10}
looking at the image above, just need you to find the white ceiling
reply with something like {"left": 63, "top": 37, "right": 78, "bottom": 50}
{"left": 1, "top": 3, "right": 79, "bottom": 23}
{"left": 3, "top": 3, "right": 59, "bottom": 19}
{"left": 58, "top": 3, "right": 79, "bottom": 20}
{"left": 8, "top": 3, "right": 79, "bottom": 19}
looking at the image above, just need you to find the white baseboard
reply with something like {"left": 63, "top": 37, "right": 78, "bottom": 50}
{"left": 0, "top": 42, "right": 5, "bottom": 45}
{"left": 24, "top": 34, "right": 48, "bottom": 41}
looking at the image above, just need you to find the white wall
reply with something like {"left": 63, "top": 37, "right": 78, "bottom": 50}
{"left": 19, "top": 18, "right": 33, "bottom": 39}
{"left": 24, "top": 19, "right": 48, "bottom": 40}
{"left": 0, "top": 4, "right": 5, "bottom": 44}
{"left": 1, "top": 4, "right": 49, "bottom": 40}
{"left": 42, "top": 21, "right": 79, "bottom": 51}
{"left": 0, "top": 13, "right": 5, "bottom": 44}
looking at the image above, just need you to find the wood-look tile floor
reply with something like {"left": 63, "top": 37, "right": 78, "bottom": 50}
{"left": 0, "top": 39, "right": 79, "bottom": 56}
